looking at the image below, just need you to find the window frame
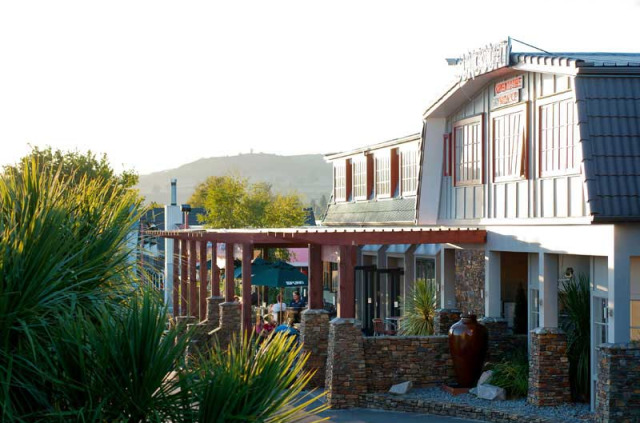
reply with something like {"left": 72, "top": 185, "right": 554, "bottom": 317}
{"left": 537, "top": 92, "right": 580, "bottom": 178}
{"left": 400, "top": 147, "right": 419, "bottom": 196}
{"left": 375, "top": 151, "right": 392, "bottom": 198}
{"left": 443, "top": 133, "right": 452, "bottom": 177}
{"left": 352, "top": 156, "right": 368, "bottom": 201}
{"left": 333, "top": 160, "right": 347, "bottom": 202}
{"left": 492, "top": 102, "right": 529, "bottom": 183}
{"left": 453, "top": 114, "right": 485, "bottom": 187}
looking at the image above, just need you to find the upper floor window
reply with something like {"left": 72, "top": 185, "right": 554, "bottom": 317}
{"left": 539, "top": 94, "right": 579, "bottom": 177}
{"left": 453, "top": 115, "right": 484, "bottom": 186}
{"left": 352, "top": 157, "right": 367, "bottom": 200}
{"left": 493, "top": 103, "right": 527, "bottom": 182}
{"left": 334, "top": 161, "right": 346, "bottom": 201}
{"left": 375, "top": 153, "right": 391, "bottom": 197}
{"left": 401, "top": 149, "right": 419, "bottom": 195}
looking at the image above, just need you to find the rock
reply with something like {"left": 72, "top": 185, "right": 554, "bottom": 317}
{"left": 469, "top": 387, "right": 478, "bottom": 396}
{"left": 389, "top": 381, "right": 413, "bottom": 395}
{"left": 477, "top": 384, "right": 506, "bottom": 401}
{"left": 477, "top": 370, "right": 493, "bottom": 386}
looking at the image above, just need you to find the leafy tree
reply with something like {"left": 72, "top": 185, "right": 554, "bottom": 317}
{"left": 197, "top": 175, "right": 306, "bottom": 229}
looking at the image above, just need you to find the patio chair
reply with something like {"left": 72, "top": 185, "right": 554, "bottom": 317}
{"left": 372, "top": 318, "right": 396, "bottom": 336}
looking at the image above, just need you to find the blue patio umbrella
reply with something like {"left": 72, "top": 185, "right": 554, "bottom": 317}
{"left": 234, "top": 258, "right": 307, "bottom": 288}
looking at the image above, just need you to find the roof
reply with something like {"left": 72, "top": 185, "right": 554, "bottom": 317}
{"left": 323, "top": 197, "right": 417, "bottom": 226}
{"left": 511, "top": 52, "right": 640, "bottom": 68}
{"left": 324, "top": 133, "right": 421, "bottom": 161}
{"left": 575, "top": 75, "right": 640, "bottom": 221}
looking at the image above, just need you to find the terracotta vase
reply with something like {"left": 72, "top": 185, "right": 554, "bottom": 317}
{"left": 448, "top": 314, "right": 488, "bottom": 388}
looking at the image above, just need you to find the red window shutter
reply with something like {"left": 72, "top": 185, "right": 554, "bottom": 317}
{"left": 390, "top": 148, "right": 399, "bottom": 196}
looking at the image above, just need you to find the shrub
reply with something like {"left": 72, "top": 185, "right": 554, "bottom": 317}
{"left": 399, "top": 278, "right": 437, "bottom": 336}
{"left": 488, "top": 350, "right": 529, "bottom": 398}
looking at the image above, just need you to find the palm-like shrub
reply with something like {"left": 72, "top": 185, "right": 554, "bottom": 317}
{"left": 399, "top": 278, "right": 437, "bottom": 336}
{"left": 488, "top": 349, "right": 529, "bottom": 398}
{"left": 560, "top": 273, "right": 591, "bottom": 402}
{"left": 192, "top": 333, "right": 328, "bottom": 422}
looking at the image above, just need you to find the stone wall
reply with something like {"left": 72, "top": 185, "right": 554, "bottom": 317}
{"left": 210, "top": 301, "right": 241, "bottom": 350}
{"left": 528, "top": 328, "right": 571, "bottom": 406}
{"left": 596, "top": 342, "right": 640, "bottom": 423}
{"left": 325, "top": 318, "right": 367, "bottom": 409}
{"left": 300, "top": 309, "right": 330, "bottom": 388}
{"left": 479, "top": 317, "right": 527, "bottom": 364}
{"left": 434, "top": 309, "right": 461, "bottom": 336}
{"left": 454, "top": 250, "right": 485, "bottom": 317}
{"left": 362, "top": 336, "right": 455, "bottom": 392}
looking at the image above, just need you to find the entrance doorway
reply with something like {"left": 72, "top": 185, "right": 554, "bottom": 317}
{"left": 500, "top": 252, "right": 528, "bottom": 334}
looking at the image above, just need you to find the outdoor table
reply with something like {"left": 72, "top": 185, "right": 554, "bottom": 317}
{"left": 384, "top": 316, "right": 402, "bottom": 332}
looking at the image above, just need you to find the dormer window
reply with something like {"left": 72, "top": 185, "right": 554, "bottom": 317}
{"left": 375, "top": 152, "right": 391, "bottom": 197}
{"left": 401, "top": 148, "right": 419, "bottom": 195}
{"left": 352, "top": 157, "right": 367, "bottom": 200}
{"left": 334, "top": 161, "right": 347, "bottom": 202}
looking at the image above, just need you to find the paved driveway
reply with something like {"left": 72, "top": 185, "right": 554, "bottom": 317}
{"left": 302, "top": 407, "right": 486, "bottom": 423}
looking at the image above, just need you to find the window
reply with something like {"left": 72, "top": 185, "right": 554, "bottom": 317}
{"left": 334, "top": 162, "right": 346, "bottom": 201}
{"left": 443, "top": 133, "right": 452, "bottom": 176}
{"left": 453, "top": 115, "right": 484, "bottom": 186}
{"left": 401, "top": 149, "right": 419, "bottom": 194}
{"left": 632, "top": 300, "right": 640, "bottom": 341}
{"left": 539, "top": 95, "right": 579, "bottom": 176}
{"left": 375, "top": 153, "right": 391, "bottom": 197}
{"left": 493, "top": 104, "right": 527, "bottom": 181}
{"left": 352, "top": 157, "right": 367, "bottom": 200}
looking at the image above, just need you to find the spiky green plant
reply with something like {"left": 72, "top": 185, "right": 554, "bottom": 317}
{"left": 560, "top": 273, "right": 591, "bottom": 402}
{"left": 192, "top": 332, "right": 328, "bottom": 423}
{"left": 488, "top": 349, "right": 529, "bottom": 398}
{"left": 399, "top": 278, "right": 437, "bottom": 336}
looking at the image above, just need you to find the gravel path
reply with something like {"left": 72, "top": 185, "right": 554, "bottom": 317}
{"left": 404, "top": 388, "right": 593, "bottom": 422}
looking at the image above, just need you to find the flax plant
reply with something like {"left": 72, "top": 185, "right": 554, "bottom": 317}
{"left": 399, "top": 278, "right": 438, "bottom": 336}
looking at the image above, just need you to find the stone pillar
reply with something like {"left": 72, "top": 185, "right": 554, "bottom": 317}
{"left": 434, "top": 308, "right": 461, "bottom": 335}
{"left": 596, "top": 343, "right": 640, "bottom": 423}
{"left": 187, "top": 296, "right": 225, "bottom": 357}
{"left": 528, "top": 328, "right": 571, "bottom": 406}
{"left": 325, "top": 318, "right": 367, "bottom": 409}
{"left": 480, "top": 317, "right": 509, "bottom": 363}
{"left": 211, "top": 301, "right": 241, "bottom": 350}
{"left": 300, "top": 309, "right": 330, "bottom": 388}
{"left": 175, "top": 315, "right": 197, "bottom": 346}
{"left": 207, "top": 296, "right": 224, "bottom": 325}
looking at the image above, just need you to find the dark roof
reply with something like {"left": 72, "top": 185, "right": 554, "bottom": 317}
{"left": 575, "top": 76, "right": 640, "bottom": 221}
{"left": 511, "top": 52, "right": 640, "bottom": 68}
{"left": 140, "top": 208, "right": 165, "bottom": 230}
{"left": 323, "top": 198, "right": 416, "bottom": 226}
{"left": 325, "top": 133, "right": 421, "bottom": 160}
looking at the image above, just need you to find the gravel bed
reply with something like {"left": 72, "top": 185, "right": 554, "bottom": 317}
{"left": 403, "top": 387, "right": 593, "bottom": 422}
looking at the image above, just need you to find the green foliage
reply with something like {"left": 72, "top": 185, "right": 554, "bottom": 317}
{"left": 193, "top": 333, "right": 328, "bottom": 423}
{"left": 192, "top": 174, "right": 307, "bottom": 229}
{"left": 488, "top": 349, "right": 529, "bottom": 398}
{"left": 560, "top": 273, "right": 591, "bottom": 402}
{"left": 399, "top": 278, "right": 437, "bottom": 336}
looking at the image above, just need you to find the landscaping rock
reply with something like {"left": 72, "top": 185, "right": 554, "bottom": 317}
{"left": 389, "top": 381, "right": 413, "bottom": 395}
{"left": 477, "top": 370, "right": 493, "bottom": 386}
{"left": 469, "top": 387, "right": 478, "bottom": 396}
{"left": 477, "top": 384, "right": 506, "bottom": 401}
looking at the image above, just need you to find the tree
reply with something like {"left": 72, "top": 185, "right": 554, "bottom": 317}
{"left": 198, "top": 175, "right": 306, "bottom": 229}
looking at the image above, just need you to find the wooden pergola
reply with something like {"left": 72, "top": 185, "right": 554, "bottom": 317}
{"left": 148, "top": 226, "right": 487, "bottom": 330}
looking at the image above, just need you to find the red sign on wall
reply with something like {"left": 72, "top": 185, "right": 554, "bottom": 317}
{"left": 494, "top": 75, "right": 523, "bottom": 95}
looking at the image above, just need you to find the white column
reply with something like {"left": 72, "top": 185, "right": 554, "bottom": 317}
{"left": 164, "top": 204, "right": 181, "bottom": 314}
{"left": 485, "top": 250, "right": 501, "bottom": 317}
{"left": 539, "top": 252, "right": 559, "bottom": 328}
{"left": 440, "top": 248, "right": 456, "bottom": 309}
{"left": 609, "top": 252, "right": 631, "bottom": 343}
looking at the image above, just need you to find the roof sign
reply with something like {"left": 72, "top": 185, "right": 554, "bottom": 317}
{"left": 457, "top": 39, "right": 511, "bottom": 82}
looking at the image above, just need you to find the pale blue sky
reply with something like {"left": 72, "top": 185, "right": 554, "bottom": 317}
{"left": 1, "top": 0, "right": 638, "bottom": 174}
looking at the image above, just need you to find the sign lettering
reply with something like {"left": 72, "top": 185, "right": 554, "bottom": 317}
{"left": 494, "top": 75, "right": 523, "bottom": 95}
{"left": 492, "top": 90, "right": 520, "bottom": 108}
{"left": 457, "top": 40, "right": 511, "bottom": 82}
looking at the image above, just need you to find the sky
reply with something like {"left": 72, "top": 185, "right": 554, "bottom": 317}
{"left": 1, "top": 0, "right": 639, "bottom": 175}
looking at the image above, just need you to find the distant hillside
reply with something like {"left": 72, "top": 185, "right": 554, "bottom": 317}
{"left": 136, "top": 153, "right": 332, "bottom": 207}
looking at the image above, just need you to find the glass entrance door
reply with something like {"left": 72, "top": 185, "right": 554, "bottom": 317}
{"left": 355, "top": 265, "right": 378, "bottom": 336}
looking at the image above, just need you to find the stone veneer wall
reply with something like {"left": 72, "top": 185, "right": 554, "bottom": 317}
{"left": 300, "top": 309, "right": 330, "bottom": 388}
{"left": 479, "top": 317, "right": 527, "bottom": 364}
{"left": 454, "top": 250, "right": 485, "bottom": 316}
{"left": 596, "top": 342, "right": 640, "bottom": 423}
{"left": 362, "top": 336, "right": 455, "bottom": 392}
{"left": 210, "top": 301, "right": 241, "bottom": 350}
{"left": 434, "top": 309, "right": 461, "bottom": 335}
{"left": 528, "top": 328, "right": 571, "bottom": 406}
{"left": 186, "top": 296, "right": 225, "bottom": 357}
{"left": 325, "top": 318, "right": 367, "bottom": 409}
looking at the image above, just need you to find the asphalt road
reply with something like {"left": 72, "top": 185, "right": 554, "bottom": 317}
{"left": 313, "top": 408, "right": 486, "bottom": 423}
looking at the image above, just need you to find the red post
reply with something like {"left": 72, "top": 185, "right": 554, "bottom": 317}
{"left": 211, "top": 242, "right": 221, "bottom": 297}
{"left": 172, "top": 239, "right": 180, "bottom": 317}
{"left": 242, "top": 243, "right": 253, "bottom": 333}
{"left": 199, "top": 240, "right": 208, "bottom": 321}
{"left": 225, "top": 243, "right": 235, "bottom": 302}
{"left": 180, "top": 238, "right": 188, "bottom": 315}
{"left": 338, "top": 245, "right": 356, "bottom": 319}
{"left": 189, "top": 239, "right": 198, "bottom": 318}
{"left": 308, "top": 244, "right": 323, "bottom": 310}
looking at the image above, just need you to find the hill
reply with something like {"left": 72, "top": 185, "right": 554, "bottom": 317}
{"left": 136, "top": 153, "right": 332, "bottom": 207}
